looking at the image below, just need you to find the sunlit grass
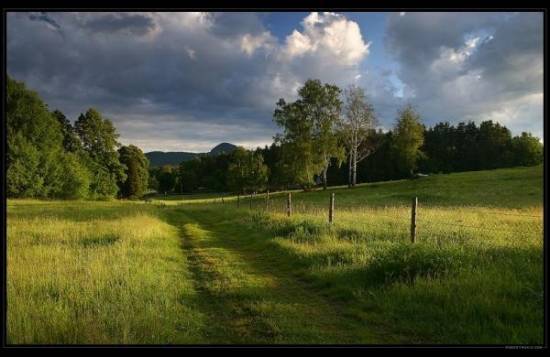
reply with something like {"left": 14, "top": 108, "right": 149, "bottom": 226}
{"left": 7, "top": 165, "right": 544, "bottom": 344}
{"left": 173, "top": 165, "right": 543, "bottom": 344}
{"left": 228, "top": 167, "right": 543, "bottom": 344}
{"left": 7, "top": 202, "right": 204, "bottom": 344}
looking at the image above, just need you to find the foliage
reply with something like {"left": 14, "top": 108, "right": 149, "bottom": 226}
{"left": 339, "top": 85, "right": 378, "bottom": 186}
{"left": 118, "top": 145, "right": 149, "bottom": 198}
{"left": 418, "top": 121, "right": 543, "bottom": 174}
{"left": 226, "top": 147, "right": 269, "bottom": 193}
{"left": 257, "top": 143, "right": 289, "bottom": 190}
{"left": 75, "top": 108, "right": 126, "bottom": 198}
{"left": 7, "top": 76, "right": 544, "bottom": 198}
{"left": 274, "top": 79, "right": 344, "bottom": 190}
{"left": 52, "top": 110, "right": 82, "bottom": 153}
{"left": 53, "top": 152, "right": 91, "bottom": 199}
{"left": 156, "top": 165, "right": 177, "bottom": 194}
{"left": 6, "top": 76, "right": 90, "bottom": 199}
{"left": 175, "top": 154, "right": 231, "bottom": 193}
{"left": 392, "top": 105, "right": 425, "bottom": 177}
{"left": 302, "top": 80, "right": 344, "bottom": 189}
{"left": 7, "top": 133, "right": 43, "bottom": 197}
{"left": 511, "top": 132, "right": 543, "bottom": 166}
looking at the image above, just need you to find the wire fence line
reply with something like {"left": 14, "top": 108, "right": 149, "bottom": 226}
{"left": 220, "top": 192, "right": 542, "bottom": 238}
{"left": 216, "top": 193, "right": 543, "bottom": 215}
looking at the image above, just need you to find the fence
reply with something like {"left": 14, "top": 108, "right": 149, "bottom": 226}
{"left": 212, "top": 190, "right": 543, "bottom": 243}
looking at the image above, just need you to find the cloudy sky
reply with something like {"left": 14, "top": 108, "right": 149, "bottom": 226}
{"left": 7, "top": 11, "right": 543, "bottom": 152}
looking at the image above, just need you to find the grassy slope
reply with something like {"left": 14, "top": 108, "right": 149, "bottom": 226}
{"left": 7, "top": 165, "right": 544, "bottom": 344}
{"left": 166, "top": 165, "right": 544, "bottom": 344}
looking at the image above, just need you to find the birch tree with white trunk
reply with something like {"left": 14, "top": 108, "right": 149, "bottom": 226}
{"left": 340, "top": 85, "right": 378, "bottom": 187}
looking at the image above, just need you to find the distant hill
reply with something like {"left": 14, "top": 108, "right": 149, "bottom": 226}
{"left": 145, "top": 151, "right": 197, "bottom": 167}
{"left": 209, "top": 142, "right": 237, "bottom": 156}
{"left": 146, "top": 143, "right": 237, "bottom": 167}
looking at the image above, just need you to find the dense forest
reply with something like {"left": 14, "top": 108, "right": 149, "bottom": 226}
{"left": 7, "top": 76, "right": 543, "bottom": 199}
{"left": 7, "top": 76, "right": 148, "bottom": 199}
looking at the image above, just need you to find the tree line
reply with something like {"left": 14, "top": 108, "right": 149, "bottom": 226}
{"left": 150, "top": 79, "right": 542, "bottom": 196}
{"left": 7, "top": 76, "right": 149, "bottom": 199}
{"left": 7, "top": 76, "right": 543, "bottom": 199}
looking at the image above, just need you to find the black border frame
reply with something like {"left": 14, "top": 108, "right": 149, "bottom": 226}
{"left": 1, "top": 2, "right": 547, "bottom": 350}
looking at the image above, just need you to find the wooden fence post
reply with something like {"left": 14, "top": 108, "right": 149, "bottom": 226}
{"left": 265, "top": 190, "right": 270, "bottom": 210}
{"left": 287, "top": 192, "right": 292, "bottom": 217}
{"left": 249, "top": 192, "right": 253, "bottom": 209}
{"left": 237, "top": 194, "right": 240, "bottom": 208}
{"left": 329, "top": 193, "right": 335, "bottom": 224}
{"left": 411, "top": 196, "right": 418, "bottom": 243}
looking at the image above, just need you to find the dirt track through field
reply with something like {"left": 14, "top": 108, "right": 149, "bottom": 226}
{"left": 165, "top": 208, "right": 393, "bottom": 344}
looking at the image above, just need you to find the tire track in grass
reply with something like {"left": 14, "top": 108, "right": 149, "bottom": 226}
{"left": 165, "top": 207, "right": 385, "bottom": 344}
{"left": 180, "top": 222, "right": 281, "bottom": 343}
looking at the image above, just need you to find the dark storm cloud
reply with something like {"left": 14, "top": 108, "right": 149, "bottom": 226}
{"left": 7, "top": 13, "right": 277, "bottom": 132}
{"left": 28, "top": 12, "right": 62, "bottom": 30}
{"left": 7, "top": 12, "right": 372, "bottom": 151}
{"left": 467, "top": 13, "right": 543, "bottom": 95}
{"left": 385, "top": 12, "right": 543, "bottom": 137}
{"left": 7, "top": 12, "right": 542, "bottom": 152}
{"left": 77, "top": 12, "right": 157, "bottom": 35}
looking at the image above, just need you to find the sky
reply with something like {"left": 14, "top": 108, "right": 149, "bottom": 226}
{"left": 7, "top": 11, "right": 544, "bottom": 153}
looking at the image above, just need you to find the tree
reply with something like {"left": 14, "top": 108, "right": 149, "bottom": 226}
{"left": 257, "top": 143, "right": 289, "bottom": 190}
{"left": 227, "top": 147, "right": 249, "bottom": 194}
{"left": 304, "top": 80, "right": 344, "bottom": 190}
{"left": 75, "top": 108, "right": 126, "bottom": 198}
{"left": 453, "top": 121, "right": 481, "bottom": 171}
{"left": 53, "top": 152, "right": 91, "bottom": 199}
{"left": 247, "top": 149, "right": 269, "bottom": 193}
{"left": 477, "top": 120, "right": 513, "bottom": 169}
{"left": 393, "top": 105, "right": 424, "bottom": 177}
{"left": 174, "top": 153, "right": 231, "bottom": 194}
{"left": 511, "top": 132, "right": 543, "bottom": 166}
{"left": 118, "top": 145, "right": 149, "bottom": 198}
{"left": 273, "top": 79, "right": 344, "bottom": 190}
{"left": 274, "top": 100, "right": 318, "bottom": 190}
{"left": 52, "top": 110, "right": 82, "bottom": 153}
{"left": 339, "top": 85, "right": 378, "bottom": 187}
{"left": 227, "top": 147, "right": 268, "bottom": 194}
{"left": 148, "top": 168, "right": 160, "bottom": 192}
{"left": 420, "top": 122, "right": 457, "bottom": 173}
{"left": 177, "top": 160, "right": 200, "bottom": 193}
{"left": 7, "top": 76, "right": 90, "bottom": 199}
{"left": 7, "top": 132, "right": 43, "bottom": 197}
{"left": 157, "top": 165, "right": 176, "bottom": 194}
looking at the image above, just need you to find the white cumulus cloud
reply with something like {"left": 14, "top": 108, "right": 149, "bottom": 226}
{"left": 240, "top": 31, "right": 276, "bottom": 56}
{"left": 281, "top": 12, "right": 370, "bottom": 66}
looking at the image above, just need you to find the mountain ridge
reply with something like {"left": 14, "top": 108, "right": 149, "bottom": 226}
{"left": 145, "top": 143, "right": 237, "bottom": 167}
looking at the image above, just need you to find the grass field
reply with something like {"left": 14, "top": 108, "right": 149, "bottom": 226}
{"left": 7, "top": 165, "right": 544, "bottom": 344}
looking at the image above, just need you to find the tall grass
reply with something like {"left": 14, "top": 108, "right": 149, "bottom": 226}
{"left": 233, "top": 167, "right": 543, "bottom": 343}
{"left": 7, "top": 165, "right": 544, "bottom": 344}
{"left": 7, "top": 201, "right": 204, "bottom": 344}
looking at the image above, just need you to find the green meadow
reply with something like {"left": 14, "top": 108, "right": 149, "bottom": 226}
{"left": 7, "top": 165, "right": 543, "bottom": 344}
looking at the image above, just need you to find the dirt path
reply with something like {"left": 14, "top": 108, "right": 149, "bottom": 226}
{"left": 163, "top": 207, "right": 388, "bottom": 344}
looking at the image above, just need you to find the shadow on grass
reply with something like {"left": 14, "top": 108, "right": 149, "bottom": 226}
{"left": 170, "top": 205, "right": 543, "bottom": 344}
{"left": 160, "top": 207, "right": 387, "bottom": 344}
